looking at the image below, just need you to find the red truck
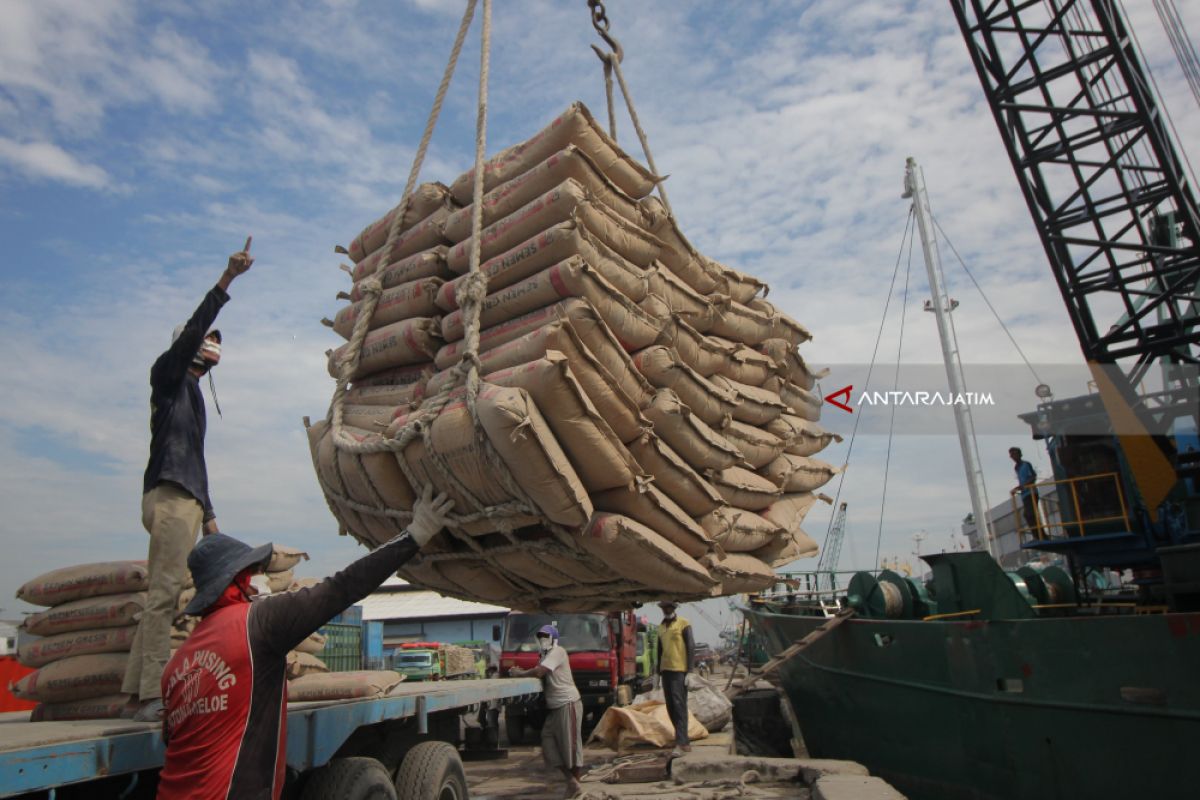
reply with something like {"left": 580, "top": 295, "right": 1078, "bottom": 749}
{"left": 498, "top": 610, "right": 644, "bottom": 742}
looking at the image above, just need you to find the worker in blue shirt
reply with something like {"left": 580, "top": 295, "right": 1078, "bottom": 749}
{"left": 1009, "top": 447, "right": 1039, "bottom": 534}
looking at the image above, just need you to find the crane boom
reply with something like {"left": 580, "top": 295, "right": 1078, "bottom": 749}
{"left": 817, "top": 502, "right": 848, "bottom": 590}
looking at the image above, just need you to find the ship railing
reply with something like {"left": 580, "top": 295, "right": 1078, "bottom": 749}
{"left": 750, "top": 570, "right": 859, "bottom": 606}
{"left": 1011, "top": 471, "right": 1131, "bottom": 544}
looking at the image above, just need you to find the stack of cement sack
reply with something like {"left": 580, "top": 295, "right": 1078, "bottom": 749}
{"left": 289, "top": 670, "right": 406, "bottom": 703}
{"left": 12, "top": 562, "right": 147, "bottom": 721}
{"left": 309, "top": 102, "right": 841, "bottom": 611}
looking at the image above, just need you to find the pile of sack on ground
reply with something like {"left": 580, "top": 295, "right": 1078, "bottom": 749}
{"left": 309, "top": 101, "right": 841, "bottom": 611}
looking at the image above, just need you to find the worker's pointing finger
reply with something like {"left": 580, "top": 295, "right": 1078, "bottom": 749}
{"left": 243, "top": 236, "right": 253, "bottom": 253}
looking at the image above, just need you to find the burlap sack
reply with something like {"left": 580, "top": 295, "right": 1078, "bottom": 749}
{"left": 625, "top": 431, "right": 724, "bottom": 517}
{"left": 350, "top": 248, "right": 452, "bottom": 298}
{"left": 22, "top": 593, "right": 146, "bottom": 637}
{"left": 638, "top": 197, "right": 722, "bottom": 294}
{"left": 701, "top": 552, "right": 776, "bottom": 594}
{"left": 761, "top": 493, "right": 828, "bottom": 539}
{"left": 286, "top": 651, "right": 329, "bottom": 680}
{"left": 766, "top": 415, "right": 843, "bottom": 457}
{"left": 345, "top": 382, "right": 425, "bottom": 409}
{"left": 719, "top": 418, "right": 786, "bottom": 469}
{"left": 750, "top": 299, "right": 811, "bottom": 346}
{"left": 11, "top": 652, "right": 128, "bottom": 703}
{"left": 436, "top": 220, "right": 649, "bottom": 313}
{"left": 446, "top": 179, "right": 661, "bottom": 273}
{"left": 708, "top": 375, "right": 788, "bottom": 425}
{"left": 706, "top": 466, "right": 783, "bottom": 511}
{"left": 713, "top": 343, "right": 775, "bottom": 387}
{"left": 758, "top": 338, "right": 827, "bottom": 390}
{"left": 593, "top": 484, "right": 713, "bottom": 559}
{"left": 266, "top": 545, "right": 309, "bottom": 573}
{"left": 331, "top": 277, "right": 444, "bottom": 339}
{"left": 386, "top": 384, "right": 592, "bottom": 532}
{"left": 448, "top": 102, "right": 658, "bottom": 204}
{"left": 763, "top": 376, "right": 822, "bottom": 421}
{"left": 643, "top": 389, "right": 741, "bottom": 471}
{"left": 18, "top": 626, "right": 137, "bottom": 669}
{"left": 430, "top": 560, "right": 524, "bottom": 604}
{"left": 762, "top": 455, "right": 842, "bottom": 493}
{"left": 349, "top": 206, "right": 451, "bottom": 280}
{"left": 645, "top": 265, "right": 717, "bottom": 332}
{"left": 491, "top": 547, "right": 615, "bottom": 590}
{"left": 578, "top": 514, "right": 717, "bottom": 596}
{"left": 655, "top": 317, "right": 733, "bottom": 378}
{"left": 294, "top": 631, "right": 326, "bottom": 655}
{"left": 637, "top": 291, "right": 671, "bottom": 321}
{"left": 443, "top": 145, "right": 643, "bottom": 243}
{"left": 30, "top": 693, "right": 130, "bottom": 721}
{"left": 590, "top": 699, "right": 708, "bottom": 750}
{"left": 340, "top": 404, "right": 395, "bottom": 432}
{"left": 711, "top": 263, "right": 767, "bottom": 305}
{"left": 350, "top": 361, "right": 435, "bottom": 389}
{"left": 17, "top": 562, "right": 149, "bottom": 607}
{"left": 327, "top": 317, "right": 443, "bottom": 380}
{"left": 709, "top": 298, "right": 776, "bottom": 345}
{"left": 265, "top": 569, "right": 294, "bottom": 594}
{"left": 753, "top": 526, "right": 820, "bottom": 568}
{"left": 288, "top": 670, "right": 405, "bottom": 702}
{"left": 631, "top": 346, "right": 737, "bottom": 427}
{"left": 346, "top": 182, "right": 451, "bottom": 263}
{"left": 699, "top": 507, "right": 784, "bottom": 553}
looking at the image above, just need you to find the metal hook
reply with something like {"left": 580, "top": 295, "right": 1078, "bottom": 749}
{"left": 586, "top": 0, "right": 623, "bottom": 63}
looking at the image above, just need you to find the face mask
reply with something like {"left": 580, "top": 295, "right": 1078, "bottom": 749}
{"left": 538, "top": 637, "right": 553, "bottom": 653}
{"left": 193, "top": 339, "right": 221, "bottom": 371}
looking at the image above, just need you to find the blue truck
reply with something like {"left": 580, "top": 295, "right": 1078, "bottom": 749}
{"left": 0, "top": 677, "right": 540, "bottom": 799}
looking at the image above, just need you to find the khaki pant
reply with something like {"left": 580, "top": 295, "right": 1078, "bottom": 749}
{"left": 541, "top": 699, "right": 583, "bottom": 770}
{"left": 122, "top": 483, "right": 202, "bottom": 700}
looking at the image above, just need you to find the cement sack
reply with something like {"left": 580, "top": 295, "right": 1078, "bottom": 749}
{"left": 327, "top": 317, "right": 443, "bottom": 380}
{"left": 709, "top": 375, "right": 788, "bottom": 426}
{"left": 749, "top": 299, "right": 812, "bottom": 346}
{"left": 339, "top": 403, "right": 396, "bottom": 432}
{"left": 626, "top": 431, "right": 724, "bottom": 517}
{"left": 709, "top": 298, "right": 776, "bottom": 345}
{"left": 702, "top": 552, "right": 776, "bottom": 594}
{"left": 707, "top": 466, "right": 783, "bottom": 511}
{"left": 467, "top": 354, "right": 642, "bottom": 491}
{"left": 590, "top": 699, "right": 708, "bottom": 750}
{"left": 349, "top": 206, "right": 451, "bottom": 280}
{"left": 714, "top": 343, "right": 775, "bottom": 387}
{"left": 712, "top": 263, "right": 767, "bottom": 306}
{"left": 286, "top": 651, "right": 329, "bottom": 680}
{"left": 761, "top": 495, "right": 825, "bottom": 550}
{"left": 655, "top": 316, "right": 733, "bottom": 377}
{"left": 344, "top": 382, "right": 425, "bottom": 409}
{"left": 22, "top": 592, "right": 146, "bottom": 637}
{"left": 578, "top": 514, "right": 717, "bottom": 596}
{"left": 700, "top": 506, "right": 784, "bottom": 553}
{"left": 18, "top": 626, "right": 136, "bottom": 669}
{"left": 758, "top": 338, "right": 827, "bottom": 390}
{"left": 330, "top": 276, "right": 444, "bottom": 340}
{"left": 638, "top": 196, "right": 722, "bottom": 294}
{"left": 289, "top": 577, "right": 321, "bottom": 592}
{"left": 431, "top": 321, "right": 646, "bottom": 442}
{"left": 753, "top": 525, "right": 820, "bottom": 568}
{"left": 491, "top": 546, "right": 615, "bottom": 591}
{"left": 446, "top": 179, "right": 661, "bottom": 273}
{"left": 720, "top": 418, "right": 786, "bottom": 470}
{"left": 440, "top": 257, "right": 662, "bottom": 351}
{"left": 386, "top": 384, "right": 592, "bottom": 532}
{"left": 288, "top": 670, "right": 405, "bottom": 703}
{"left": 265, "top": 569, "right": 294, "bottom": 594}
{"left": 631, "top": 346, "right": 737, "bottom": 427}
{"left": 593, "top": 484, "right": 714, "bottom": 559}
{"left": 346, "top": 182, "right": 451, "bottom": 263}
{"left": 442, "top": 145, "right": 643, "bottom": 242}
{"left": 448, "top": 102, "right": 658, "bottom": 204}
{"left": 268, "top": 545, "right": 310, "bottom": 573}
{"left": 17, "top": 562, "right": 148, "bottom": 607}
{"left": 350, "top": 248, "right": 452, "bottom": 298}
{"left": 436, "top": 220, "right": 649, "bottom": 313}
{"left": 645, "top": 265, "right": 718, "bottom": 332}
{"left": 762, "top": 455, "right": 842, "bottom": 493}
{"left": 442, "top": 644, "right": 476, "bottom": 678}
{"left": 11, "top": 652, "right": 128, "bottom": 703}
{"left": 423, "top": 560, "right": 526, "bottom": 606}
{"left": 763, "top": 376, "right": 822, "bottom": 422}
{"left": 30, "top": 694, "right": 129, "bottom": 722}
{"left": 643, "top": 389, "right": 741, "bottom": 471}
{"left": 350, "top": 361, "right": 434, "bottom": 389}
{"left": 295, "top": 631, "right": 327, "bottom": 655}
{"left": 636, "top": 291, "right": 670, "bottom": 322}
{"left": 176, "top": 587, "right": 195, "bottom": 612}
{"left": 767, "top": 415, "right": 843, "bottom": 457}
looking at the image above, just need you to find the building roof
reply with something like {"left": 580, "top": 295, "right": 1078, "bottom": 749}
{"left": 359, "top": 587, "right": 509, "bottom": 622}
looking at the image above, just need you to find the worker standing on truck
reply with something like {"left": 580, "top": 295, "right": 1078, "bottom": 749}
{"left": 156, "top": 485, "right": 454, "bottom": 800}
{"left": 655, "top": 600, "right": 695, "bottom": 758}
{"left": 509, "top": 625, "right": 584, "bottom": 798}
{"left": 124, "top": 240, "right": 253, "bottom": 723}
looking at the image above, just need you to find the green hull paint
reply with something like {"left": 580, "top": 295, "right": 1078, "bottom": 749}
{"left": 745, "top": 606, "right": 1200, "bottom": 800}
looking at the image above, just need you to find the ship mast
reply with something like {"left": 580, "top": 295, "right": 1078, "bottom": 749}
{"left": 903, "top": 157, "right": 996, "bottom": 558}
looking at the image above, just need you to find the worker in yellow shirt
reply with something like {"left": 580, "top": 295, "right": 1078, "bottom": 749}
{"left": 655, "top": 600, "right": 695, "bottom": 757}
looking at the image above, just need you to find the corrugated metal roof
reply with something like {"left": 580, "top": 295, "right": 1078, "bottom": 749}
{"left": 359, "top": 589, "right": 509, "bottom": 622}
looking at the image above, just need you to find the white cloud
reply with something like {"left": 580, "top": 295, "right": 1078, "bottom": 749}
{"left": 0, "top": 138, "right": 111, "bottom": 188}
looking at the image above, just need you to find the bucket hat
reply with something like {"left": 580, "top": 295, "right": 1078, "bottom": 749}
{"left": 536, "top": 624, "right": 559, "bottom": 639}
{"left": 184, "top": 533, "right": 273, "bottom": 616}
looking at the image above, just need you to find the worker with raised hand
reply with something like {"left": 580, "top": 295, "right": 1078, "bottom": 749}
{"left": 124, "top": 239, "right": 253, "bottom": 724}
{"left": 155, "top": 484, "right": 454, "bottom": 800}
{"left": 510, "top": 625, "right": 584, "bottom": 798}
{"left": 655, "top": 600, "right": 694, "bottom": 758}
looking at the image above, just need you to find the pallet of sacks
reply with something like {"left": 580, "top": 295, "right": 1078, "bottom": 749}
{"left": 12, "top": 562, "right": 147, "bottom": 721}
{"left": 308, "top": 101, "right": 842, "bottom": 611}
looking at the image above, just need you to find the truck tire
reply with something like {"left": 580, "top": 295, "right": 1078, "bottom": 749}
{"left": 504, "top": 708, "right": 527, "bottom": 745}
{"left": 395, "top": 741, "right": 468, "bottom": 800}
{"left": 300, "top": 756, "right": 397, "bottom": 800}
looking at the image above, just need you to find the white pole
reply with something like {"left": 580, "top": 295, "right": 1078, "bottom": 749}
{"left": 903, "top": 157, "right": 997, "bottom": 559}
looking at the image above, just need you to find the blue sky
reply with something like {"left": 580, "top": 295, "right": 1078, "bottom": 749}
{"left": 2, "top": 0, "right": 1198, "bottom": 642}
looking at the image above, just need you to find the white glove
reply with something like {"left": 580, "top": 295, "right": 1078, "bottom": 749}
{"left": 408, "top": 484, "right": 455, "bottom": 547}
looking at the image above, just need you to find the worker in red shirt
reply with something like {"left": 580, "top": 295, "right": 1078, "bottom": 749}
{"left": 156, "top": 485, "right": 453, "bottom": 800}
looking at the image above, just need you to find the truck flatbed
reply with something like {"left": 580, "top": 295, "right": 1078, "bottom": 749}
{"left": 0, "top": 677, "right": 541, "bottom": 797}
